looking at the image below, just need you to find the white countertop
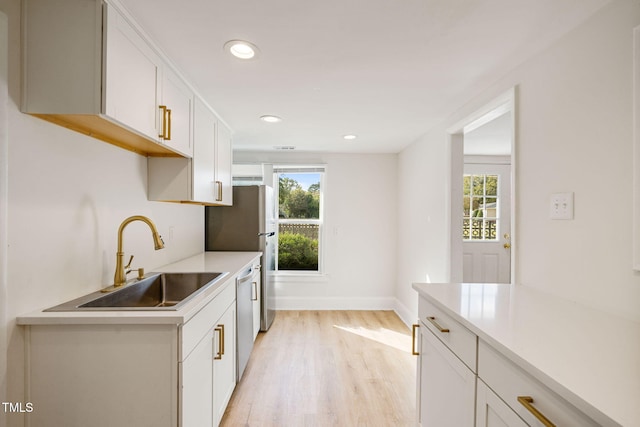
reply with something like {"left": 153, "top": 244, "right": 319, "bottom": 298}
{"left": 412, "top": 282, "right": 640, "bottom": 427}
{"left": 17, "top": 251, "right": 261, "bottom": 326}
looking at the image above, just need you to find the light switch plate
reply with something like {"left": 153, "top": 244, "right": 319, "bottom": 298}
{"left": 550, "top": 192, "right": 574, "bottom": 220}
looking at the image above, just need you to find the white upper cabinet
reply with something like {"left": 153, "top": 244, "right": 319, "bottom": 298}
{"left": 160, "top": 66, "right": 194, "bottom": 157}
{"left": 148, "top": 97, "right": 233, "bottom": 206}
{"left": 192, "top": 97, "right": 219, "bottom": 203}
{"left": 21, "top": 0, "right": 192, "bottom": 157}
{"left": 215, "top": 120, "right": 233, "bottom": 205}
{"left": 103, "top": 3, "right": 162, "bottom": 143}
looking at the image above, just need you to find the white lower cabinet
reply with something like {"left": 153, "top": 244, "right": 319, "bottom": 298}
{"left": 181, "top": 302, "right": 236, "bottom": 427}
{"left": 212, "top": 304, "right": 236, "bottom": 425}
{"left": 180, "top": 281, "right": 237, "bottom": 427}
{"left": 476, "top": 380, "right": 527, "bottom": 427}
{"left": 416, "top": 322, "right": 476, "bottom": 426}
{"left": 24, "top": 279, "right": 238, "bottom": 427}
{"left": 478, "top": 341, "right": 600, "bottom": 427}
{"left": 416, "top": 295, "right": 602, "bottom": 427}
{"left": 182, "top": 327, "right": 214, "bottom": 426}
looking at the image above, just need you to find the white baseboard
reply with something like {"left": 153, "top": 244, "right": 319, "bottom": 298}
{"left": 392, "top": 298, "right": 417, "bottom": 328}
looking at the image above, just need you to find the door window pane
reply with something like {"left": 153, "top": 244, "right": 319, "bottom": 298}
{"left": 463, "top": 174, "right": 500, "bottom": 241}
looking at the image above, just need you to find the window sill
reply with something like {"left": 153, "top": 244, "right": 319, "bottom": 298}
{"left": 273, "top": 272, "right": 328, "bottom": 283}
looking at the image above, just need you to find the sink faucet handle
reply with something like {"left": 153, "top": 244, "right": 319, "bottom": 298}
{"left": 124, "top": 255, "right": 134, "bottom": 269}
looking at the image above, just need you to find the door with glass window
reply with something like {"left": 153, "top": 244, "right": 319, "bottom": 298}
{"left": 462, "top": 163, "right": 511, "bottom": 283}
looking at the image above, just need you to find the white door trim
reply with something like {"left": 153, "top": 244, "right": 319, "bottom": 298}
{"left": 447, "top": 87, "right": 517, "bottom": 284}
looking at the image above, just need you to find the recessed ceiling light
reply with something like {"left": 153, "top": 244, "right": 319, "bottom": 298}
{"left": 343, "top": 134, "right": 357, "bottom": 140}
{"left": 260, "top": 115, "right": 282, "bottom": 123}
{"left": 224, "top": 40, "right": 259, "bottom": 59}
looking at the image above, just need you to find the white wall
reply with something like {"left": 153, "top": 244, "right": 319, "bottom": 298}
{"left": 396, "top": 0, "right": 640, "bottom": 323}
{"left": 234, "top": 151, "right": 398, "bottom": 310}
{"left": 0, "top": 1, "right": 204, "bottom": 425}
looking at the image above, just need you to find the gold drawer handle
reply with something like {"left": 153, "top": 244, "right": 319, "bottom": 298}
{"left": 411, "top": 324, "right": 419, "bottom": 355}
{"left": 517, "top": 396, "right": 556, "bottom": 427}
{"left": 426, "top": 316, "right": 450, "bottom": 333}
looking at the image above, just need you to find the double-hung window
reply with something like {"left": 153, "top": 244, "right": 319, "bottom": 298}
{"left": 273, "top": 165, "right": 324, "bottom": 273}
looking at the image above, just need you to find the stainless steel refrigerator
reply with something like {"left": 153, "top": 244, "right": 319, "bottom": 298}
{"left": 205, "top": 185, "right": 276, "bottom": 331}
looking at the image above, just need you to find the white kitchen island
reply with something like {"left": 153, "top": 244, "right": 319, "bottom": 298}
{"left": 413, "top": 282, "right": 640, "bottom": 427}
{"left": 18, "top": 251, "right": 261, "bottom": 427}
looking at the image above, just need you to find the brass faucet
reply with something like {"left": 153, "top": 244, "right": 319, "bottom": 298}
{"left": 110, "top": 215, "right": 165, "bottom": 290}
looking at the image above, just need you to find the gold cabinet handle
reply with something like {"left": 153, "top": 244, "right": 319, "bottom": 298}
{"left": 159, "top": 105, "right": 168, "bottom": 139}
{"left": 426, "top": 316, "right": 450, "bottom": 333}
{"left": 215, "top": 181, "right": 223, "bottom": 201}
{"left": 504, "top": 242, "right": 511, "bottom": 249}
{"left": 517, "top": 396, "right": 556, "bottom": 427}
{"left": 214, "top": 324, "right": 225, "bottom": 360}
{"left": 166, "top": 108, "right": 172, "bottom": 140}
{"left": 411, "top": 324, "right": 419, "bottom": 355}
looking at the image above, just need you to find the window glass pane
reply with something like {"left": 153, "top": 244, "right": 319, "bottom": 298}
{"left": 485, "top": 220, "right": 497, "bottom": 240}
{"left": 278, "top": 226, "right": 319, "bottom": 271}
{"left": 471, "top": 197, "right": 482, "bottom": 215}
{"left": 463, "top": 175, "right": 471, "bottom": 196}
{"left": 279, "top": 173, "right": 320, "bottom": 219}
{"left": 471, "top": 219, "right": 483, "bottom": 239}
{"left": 486, "top": 175, "right": 498, "bottom": 196}
{"left": 472, "top": 176, "right": 484, "bottom": 196}
{"left": 276, "top": 169, "right": 323, "bottom": 273}
{"left": 463, "top": 196, "right": 471, "bottom": 217}
{"left": 461, "top": 173, "right": 501, "bottom": 241}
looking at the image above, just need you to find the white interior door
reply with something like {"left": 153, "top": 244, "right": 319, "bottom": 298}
{"left": 462, "top": 162, "right": 511, "bottom": 283}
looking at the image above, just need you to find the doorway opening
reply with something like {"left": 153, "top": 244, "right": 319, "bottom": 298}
{"left": 448, "top": 89, "right": 516, "bottom": 284}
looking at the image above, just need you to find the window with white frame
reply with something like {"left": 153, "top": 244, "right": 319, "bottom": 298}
{"left": 273, "top": 166, "right": 324, "bottom": 273}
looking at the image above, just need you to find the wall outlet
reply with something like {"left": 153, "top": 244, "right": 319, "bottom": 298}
{"left": 550, "top": 192, "right": 574, "bottom": 220}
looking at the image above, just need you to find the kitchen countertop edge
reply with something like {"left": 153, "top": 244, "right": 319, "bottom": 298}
{"left": 412, "top": 282, "right": 639, "bottom": 427}
{"left": 17, "top": 251, "right": 262, "bottom": 326}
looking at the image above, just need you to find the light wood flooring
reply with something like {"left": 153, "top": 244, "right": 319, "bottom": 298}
{"left": 221, "top": 310, "right": 417, "bottom": 427}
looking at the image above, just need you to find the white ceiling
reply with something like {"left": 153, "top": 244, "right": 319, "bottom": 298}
{"left": 116, "top": 0, "right": 611, "bottom": 154}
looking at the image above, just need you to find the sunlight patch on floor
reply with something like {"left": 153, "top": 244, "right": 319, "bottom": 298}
{"left": 333, "top": 325, "right": 412, "bottom": 353}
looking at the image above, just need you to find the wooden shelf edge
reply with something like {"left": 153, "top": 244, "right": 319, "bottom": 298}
{"left": 31, "top": 113, "right": 185, "bottom": 158}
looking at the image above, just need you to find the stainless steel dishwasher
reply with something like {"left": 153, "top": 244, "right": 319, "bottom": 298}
{"left": 236, "top": 266, "right": 254, "bottom": 380}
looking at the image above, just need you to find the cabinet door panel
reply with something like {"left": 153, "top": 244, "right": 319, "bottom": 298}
{"left": 104, "top": 4, "right": 160, "bottom": 140}
{"left": 213, "top": 304, "right": 237, "bottom": 425}
{"left": 193, "top": 98, "right": 216, "bottom": 203}
{"left": 476, "top": 380, "right": 528, "bottom": 427}
{"left": 162, "top": 68, "right": 193, "bottom": 157}
{"left": 215, "top": 121, "right": 233, "bottom": 205}
{"left": 181, "top": 330, "right": 214, "bottom": 427}
{"left": 418, "top": 326, "right": 475, "bottom": 427}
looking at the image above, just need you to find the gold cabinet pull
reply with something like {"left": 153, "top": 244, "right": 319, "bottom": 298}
{"left": 411, "top": 324, "right": 419, "bottom": 355}
{"left": 517, "top": 396, "right": 556, "bottom": 427}
{"left": 165, "top": 108, "right": 172, "bottom": 140}
{"left": 426, "top": 316, "right": 450, "bottom": 333}
{"left": 504, "top": 242, "right": 511, "bottom": 249}
{"left": 159, "top": 105, "right": 168, "bottom": 139}
{"left": 215, "top": 181, "right": 223, "bottom": 201}
{"left": 214, "top": 324, "right": 225, "bottom": 360}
